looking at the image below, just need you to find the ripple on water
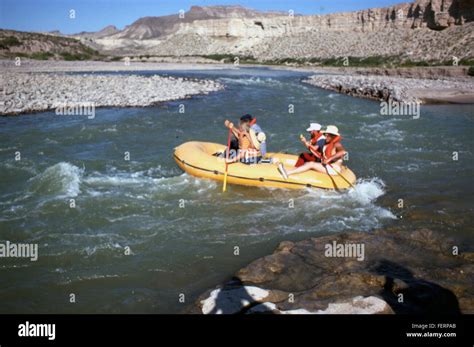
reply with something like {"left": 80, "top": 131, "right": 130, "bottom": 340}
{"left": 6, "top": 160, "right": 395, "bottom": 240}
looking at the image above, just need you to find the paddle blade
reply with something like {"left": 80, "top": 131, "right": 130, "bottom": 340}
{"left": 222, "top": 172, "right": 228, "bottom": 192}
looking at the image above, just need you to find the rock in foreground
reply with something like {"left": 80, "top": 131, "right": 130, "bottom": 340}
{"left": 194, "top": 229, "right": 473, "bottom": 314}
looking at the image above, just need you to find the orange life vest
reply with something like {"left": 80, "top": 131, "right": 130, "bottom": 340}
{"left": 322, "top": 136, "right": 342, "bottom": 160}
{"left": 310, "top": 131, "right": 323, "bottom": 145}
{"left": 239, "top": 128, "right": 260, "bottom": 158}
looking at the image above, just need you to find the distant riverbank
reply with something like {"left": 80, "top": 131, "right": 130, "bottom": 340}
{"left": 0, "top": 61, "right": 224, "bottom": 116}
{"left": 2, "top": 60, "right": 472, "bottom": 115}
{"left": 303, "top": 74, "right": 474, "bottom": 104}
{"left": 0, "top": 59, "right": 233, "bottom": 73}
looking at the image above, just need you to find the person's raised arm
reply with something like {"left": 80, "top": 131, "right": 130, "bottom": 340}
{"left": 225, "top": 120, "right": 240, "bottom": 138}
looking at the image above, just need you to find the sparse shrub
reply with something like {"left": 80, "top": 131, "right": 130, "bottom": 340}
{"left": 60, "top": 52, "right": 91, "bottom": 61}
{"left": 468, "top": 66, "right": 474, "bottom": 76}
{"left": 30, "top": 52, "right": 54, "bottom": 60}
{"left": 0, "top": 36, "right": 22, "bottom": 49}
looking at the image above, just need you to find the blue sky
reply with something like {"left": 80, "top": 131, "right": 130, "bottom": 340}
{"left": 0, "top": 0, "right": 406, "bottom": 34}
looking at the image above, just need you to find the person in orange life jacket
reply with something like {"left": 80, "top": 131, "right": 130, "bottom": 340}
{"left": 224, "top": 114, "right": 267, "bottom": 165}
{"left": 294, "top": 122, "right": 325, "bottom": 167}
{"left": 278, "top": 125, "right": 346, "bottom": 179}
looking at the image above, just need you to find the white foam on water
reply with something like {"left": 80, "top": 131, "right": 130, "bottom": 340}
{"left": 82, "top": 242, "right": 123, "bottom": 257}
{"left": 83, "top": 165, "right": 185, "bottom": 188}
{"left": 362, "top": 112, "right": 380, "bottom": 118}
{"left": 3, "top": 160, "right": 39, "bottom": 175}
{"left": 0, "top": 146, "right": 17, "bottom": 152}
{"left": 84, "top": 174, "right": 156, "bottom": 186}
{"left": 218, "top": 77, "right": 282, "bottom": 86}
{"left": 59, "top": 274, "right": 122, "bottom": 285}
{"left": 28, "top": 162, "right": 83, "bottom": 198}
{"left": 362, "top": 120, "right": 403, "bottom": 135}
{"left": 81, "top": 169, "right": 218, "bottom": 203}
{"left": 247, "top": 177, "right": 397, "bottom": 234}
{"left": 393, "top": 163, "right": 421, "bottom": 172}
{"left": 347, "top": 178, "right": 387, "bottom": 205}
{"left": 101, "top": 125, "right": 118, "bottom": 132}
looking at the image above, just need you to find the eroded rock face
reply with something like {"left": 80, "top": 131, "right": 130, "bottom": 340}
{"left": 89, "top": 1, "right": 473, "bottom": 62}
{"left": 195, "top": 229, "right": 473, "bottom": 314}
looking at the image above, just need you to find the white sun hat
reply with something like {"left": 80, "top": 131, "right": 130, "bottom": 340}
{"left": 323, "top": 125, "right": 340, "bottom": 136}
{"left": 306, "top": 123, "right": 322, "bottom": 132}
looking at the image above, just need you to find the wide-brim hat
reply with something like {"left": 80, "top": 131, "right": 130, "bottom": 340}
{"left": 323, "top": 125, "right": 340, "bottom": 136}
{"left": 249, "top": 128, "right": 265, "bottom": 150}
{"left": 306, "top": 123, "right": 322, "bottom": 132}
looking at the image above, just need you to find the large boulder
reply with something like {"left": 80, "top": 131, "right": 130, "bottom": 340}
{"left": 194, "top": 228, "right": 473, "bottom": 314}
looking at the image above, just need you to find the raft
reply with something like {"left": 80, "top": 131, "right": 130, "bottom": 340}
{"left": 174, "top": 141, "right": 357, "bottom": 190}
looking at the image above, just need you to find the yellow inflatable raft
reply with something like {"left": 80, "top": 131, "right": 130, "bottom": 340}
{"left": 174, "top": 141, "right": 357, "bottom": 190}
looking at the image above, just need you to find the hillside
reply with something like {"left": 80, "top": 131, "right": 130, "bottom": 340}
{"left": 72, "top": 25, "right": 120, "bottom": 39}
{"left": 108, "top": 5, "right": 287, "bottom": 40}
{"left": 0, "top": 29, "right": 102, "bottom": 60}
{"left": 1, "top": 0, "right": 473, "bottom": 65}
{"left": 85, "top": 0, "right": 473, "bottom": 65}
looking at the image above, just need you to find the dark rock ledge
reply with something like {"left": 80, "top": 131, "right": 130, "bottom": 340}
{"left": 192, "top": 229, "right": 473, "bottom": 314}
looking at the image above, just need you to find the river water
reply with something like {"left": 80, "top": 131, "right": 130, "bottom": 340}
{"left": 0, "top": 67, "right": 472, "bottom": 313}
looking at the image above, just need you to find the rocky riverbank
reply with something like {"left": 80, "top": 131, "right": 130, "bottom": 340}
{"left": 0, "top": 70, "right": 223, "bottom": 115}
{"left": 0, "top": 59, "right": 230, "bottom": 73}
{"left": 303, "top": 74, "right": 474, "bottom": 104}
{"left": 193, "top": 228, "right": 473, "bottom": 314}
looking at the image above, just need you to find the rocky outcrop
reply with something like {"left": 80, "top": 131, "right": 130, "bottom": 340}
{"left": 0, "top": 29, "right": 101, "bottom": 60}
{"left": 194, "top": 229, "right": 473, "bottom": 314}
{"left": 326, "top": 66, "right": 472, "bottom": 79}
{"left": 0, "top": 72, "right": 223, "bottom": 115}
{"left": 86, "top": 1, "right": 473, "bottom": 63}
{"left": 4, "top": 2, "right": 472, "bottom": 63}
{"left": 73, "top": 25, "right": 120, "bottom": 39}
{"left": 109, "top": 5, "right": 286, "bottom": 40}
{"left": 303, "top": 74, "right": 474, "bottom": 103}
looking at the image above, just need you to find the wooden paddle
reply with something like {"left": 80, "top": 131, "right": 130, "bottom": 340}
{"left": 222, "top": 128, "right": 232, "bottom": 192}
{"left": 299, "top": 134, "right": 356, "bottom": 189}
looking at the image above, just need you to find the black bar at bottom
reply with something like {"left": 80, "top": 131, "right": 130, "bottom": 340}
{"left": 0, "top": 314, "right": 472, "bottom": 346}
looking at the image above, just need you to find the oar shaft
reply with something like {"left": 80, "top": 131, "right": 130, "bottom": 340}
{"left": 222, "top": 128, "right": 232, "bottom": 192}
{"left": 302, "top": 137, "right": 355, "bottom": 189}
{"left": 326, "top": 162, "right": 355, "bottom": 188}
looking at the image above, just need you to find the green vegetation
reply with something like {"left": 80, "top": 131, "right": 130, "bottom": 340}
{"left": 201, "top": 54, "right": 257, "bottom": 64}
{"left": 265, "top": 56, "right": 398, "bottom": 67}
{"left": 201, "top": 54, "right": 474, "bottom": 68}
{"left": 108, "top": 56, "right": 124, "bottom": 62}
{"left": 29, "top": 52, "right": 54, "bottom": 60}
{"left": 0, "top": 29, "right": 104, "bottom": 60}
{"left": 468, "top": 66, "right": 474, "bottom": 77}
{"left": 59, "top": 52, "right": 92, "bottom": 61}
{"left": 0, "top": 36, "right": 22, "bottom": 49}
{"left": 460, "top": 58, "right": 474, "bottom": 66}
